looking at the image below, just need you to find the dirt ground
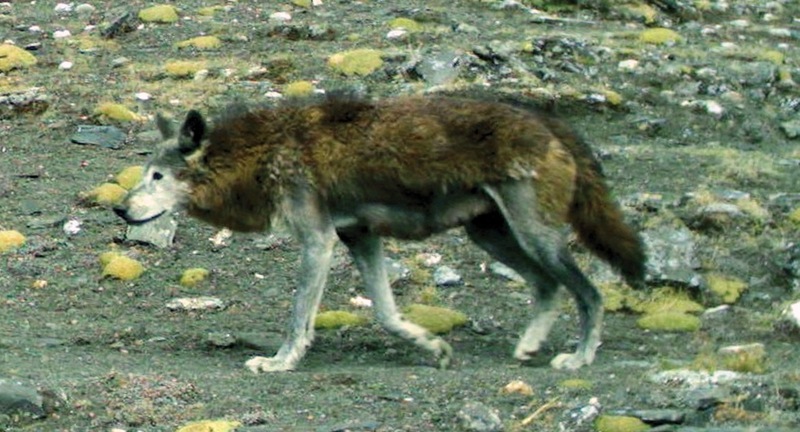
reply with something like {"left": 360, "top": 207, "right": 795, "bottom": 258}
{"left": 1, "top": 1, "right": 799, "bottom": 431}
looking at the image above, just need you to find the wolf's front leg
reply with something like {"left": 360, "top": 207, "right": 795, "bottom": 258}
{"left": 338, "top": 231, "right": 453, "bottom": 368}
{"left": 246, "top": 192, "right": 338, "bottom": 373}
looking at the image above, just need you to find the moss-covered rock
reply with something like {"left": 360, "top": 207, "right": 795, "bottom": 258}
{"left": 0, "top": 44, "right": 37, "bottom": 72}
{"left": 87, "top": 183, "right": 128, "bottom": 205}
{"left": 639, "top": 28, "right": 682, "bottom": 45}
{"left": 95, "top": 103, "right": 141, "bottom": 122}
{"left": 176, "top": 36, "right": 222, "bottom": 50}
{"left": 327, "top": 49, "right": 383, "bottom": 76}
{"left": 115, "top": 165, "right": 144, "bottom": 190}
{"left": 284, "top": 80, "right": 315, "bottom": 97}
{"left": 705, "top": 273, "right": 747, "bottom": 304}
{"left": 595, "top": 415, "right": 650, "bottom": 432}
{"left": 403, "top": 304, "right": 467, "bottom": 334}
{"left": 164, "top": 60, "right": 207, "bottom": 78}
{"left": 388, "top": 17, "right": 423, "bottom": 32}
{"left": 314, "top": 310, "right": 368, "bottom": 329}
{"left": 0, "top": 230, "right": 26, "bottom": 253}
{"left": 633, "top": 287, "right": 704, "bottom": 315}
{"left": 103, "top": 255, "right": 145, "bottom": 281}
{"left": 175, "top": 419, "right": 241, "bottom": 432}
{"left": 637, "top": 311, "right": 701, "bottom": 332}
{"left": 139, "top": 5, "right": 179, "bottom": 23}
{"left": 180, "top": 268, "right": 210, "bottom": 287}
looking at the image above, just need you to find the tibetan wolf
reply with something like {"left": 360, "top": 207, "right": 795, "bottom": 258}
{"left": 114, "top": 93, "right": 646, "bottom": 373}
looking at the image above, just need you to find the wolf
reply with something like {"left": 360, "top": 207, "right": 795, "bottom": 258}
{"left": 114, "top": 93, "right": 646, "bottom": 373}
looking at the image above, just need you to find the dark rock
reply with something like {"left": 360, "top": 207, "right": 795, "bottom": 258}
{"left": 71, "top": 125, "right": 127, "bottom": 149}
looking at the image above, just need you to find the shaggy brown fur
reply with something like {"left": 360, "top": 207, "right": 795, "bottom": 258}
{"left": 116, "top": 93, "right": 646, "bottom": 372}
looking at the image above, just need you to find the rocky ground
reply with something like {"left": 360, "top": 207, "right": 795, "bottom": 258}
{"left": 0, "top": 0, "right": 799, "bottom": 431}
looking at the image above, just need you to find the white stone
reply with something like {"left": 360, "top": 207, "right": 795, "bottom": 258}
{"left": 134, "top": 92, "right": 152, "bottom": 101}
{"left": 386, "top": 29, "right": 408, "bottom": 40}
{"left": 618, "top": 59, "right": 639, "bottom": 71}
{"left": 62, "top": 218, "right": 81, "bottom": 234}
{"left": 54, "top": 3, "right": 73, "bottom": 13}
{"left": 58, "top": 61, "right": 73, "bottom": 70}
{"left": 53, "top": 30, "right": 72, "bottom": 39}
{"left": 269, "top": 11, "right": 292, "bottom": 22}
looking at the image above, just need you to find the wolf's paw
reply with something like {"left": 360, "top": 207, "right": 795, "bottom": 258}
{"left": 550, "top": 353, "right": 589, "bottom": 370}
{"left": 245, "top": 356, "right": 295, "bottom": 373}
{"left": 513, "top": 344, "right": 541, "bottom": 361}
{"left": 432, "top": 339, "right": 453, "bottom": 369}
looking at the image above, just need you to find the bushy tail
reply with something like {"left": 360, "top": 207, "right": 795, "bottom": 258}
{"left": 547, "top": 118, "right": 646, "bottom": 288}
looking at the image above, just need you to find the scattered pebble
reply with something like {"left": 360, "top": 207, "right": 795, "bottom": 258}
{"left": 457, "top": 401, "right": 503, "bottom": 432}
{"left": 270, "top": 12, "right": 292, "bottom": 22}
{"left": 433, "top": 265, "right": 462, "bottom": 286}
{"left": 166, "top": 297, "right": 225, "bottom": 311}
{"left": 53, "top": 30, "right": 72, "bottom": 39}
{"left": 58, "top": 61, "right": 73, "bottom": 70}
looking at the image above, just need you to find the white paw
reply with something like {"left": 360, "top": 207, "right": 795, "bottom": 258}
{"left": 550, "top": 353, "right": 587, "bottom": 370}
{"left": 431, "top": 339, "right": 453, "bottom": 369}
{"left": 245, "top": 356, "right": 295, "bottom": 373}
{"left": 513, "top": 343, "right": 540, "bottom": 361}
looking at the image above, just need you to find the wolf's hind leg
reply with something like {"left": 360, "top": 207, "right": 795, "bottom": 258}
{"left": 465, "top": 213, "right": 562, "bottom": 361}
{"left": 338, "top": 230, "right": 453, "bottom": 368}
{"left": 482, "top": 181, "right": 603, "bottom": 370}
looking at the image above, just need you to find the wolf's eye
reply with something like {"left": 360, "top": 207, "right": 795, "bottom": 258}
{"left": 152, "top": 172, "right": 164, "bottom": 180}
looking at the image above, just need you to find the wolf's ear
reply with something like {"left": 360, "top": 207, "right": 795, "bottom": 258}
{"left": 178, "top": 110, "right": 206, "bottom": 155}
{"left": 156, "top": 113, "right": 175, "bottom": 139}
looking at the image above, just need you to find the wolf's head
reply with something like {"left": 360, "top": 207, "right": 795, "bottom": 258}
{"left": 114, "top": 110, "right": 206, "bottom": 225}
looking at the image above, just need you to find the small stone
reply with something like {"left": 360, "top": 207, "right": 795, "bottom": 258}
{"left": 457, "top": 401, "right": 502, "bottom": 432}
{"left": 54, "top": 3, "right": 73, "bottom": 13}
{"left": 500, "top": 380, "right": 533, "bottom": 396}
{"left": 207, "top": 332, "right": 236, "bottom": 348}
{"left": 75, "top": 4, "right": 96, "bottom": 16}
{"left": 53, "top": 30, "right": 72, "bottom": 39}
{"left": 58, "top": 61, "right": 73, "bottom": 70}
{"left": 488, "top": 262, "right": 524, "bottom": 283}
{"left": 270, "top": 11, "right": 292, "bottom": 22}
{"left": 618, "top": 59, "right": 639, "bottom": 71}
{"left": 433, "top": 265, "right": 462, "bottom": 286}
{"left": 166, "top": 296, "right": 225, "bottom": 311}
{"left": 386, "top": 29, "right": 408, "bottom": 40}
{"left": 125, "top": 215, "right": 178, "bottom": 248}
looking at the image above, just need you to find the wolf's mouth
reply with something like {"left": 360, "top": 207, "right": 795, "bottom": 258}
{"left": 114, "top": 207, "right": 166, "bottom": 225}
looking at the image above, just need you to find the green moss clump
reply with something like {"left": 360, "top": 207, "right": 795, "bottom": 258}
{"left": 292, "top": 0, "right": 312, "bottom": 8}
{"left": 180, "top": 268, "right": 210, "bottom": 287}
{"left": 595, "top": 415, "right": 650, "bottom": 432}
{"left": 789, "top": 207, "right": 800, "bottom": 226}
{"left": 639, "top": 28, "right": 682, "bottom": 45}
{"left": 314, "top": 310, "right": 368, "bottom": 330}
{"left": 88, "top": 183, "right": 128, "bottom": 205}
{"left": 759, "top": 50, "right": 784, "bottom": 65}
{"left": 633, "top": 287, "right": 704, "bottom": 315}
{"left": 197, "top": 6, "right": 224, "bottom": 16}
{"left": 164, "top": 60, "right": 206, "bottom": 78}
{"left": 0, "top": 230, "right": 26, "bottom": 253}
{"left": 95, "top": 103, "right": 141, "bottom": 122}
{"left": 388, "top": 17, "right": 423, "bottom": 32}
{"left": 602, "top": 90, "right": 623, "bottom": 106}
{"left": 0, "top": 44, "right": 38, "bottom": 72}
{"left": 284, "top": 81, "right": 315, "bottom": 97}
{"left": 176, "top": 419, "right": 241, "bottom": 432}
{"left": 706, "top": 273, "right": 747, "bottom": 304}
{"left": 103, "top": 256, "right": 144, "bottom": 281}
{"left": 98, "top": 251, "right": 122, "bottom": 266}
{"left": 403, "top": 304, "right": 467, "bottom": 334}
{"left": 176, "top": 36, "right": 222, "bottom": 50}
{"left": 637, "top": 311, "right": 701, "bottom": 332}
{"left": 327, "top": 49, "right": 383, "bottom": 76}
{"left": 115, "top": 165, "right": 144, "bottom": 190}
{"left": 139, "top": 5, "right": 179, "bottom": 23}
{"left": 559, "top": 379, "right": 593, "bottom": 390}
{"left": 622, "top": 3, "right": 658, "bottom": 24}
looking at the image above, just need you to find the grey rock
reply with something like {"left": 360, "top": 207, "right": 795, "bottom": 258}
{"left": 779, "top": 119, "right": 800, "bottom": 139}
{"left": 124, "top": 215, "right": 178, "bottom": 248}
{"left": 557, "top": 398, "right": 601, "bottom": 432}
{"left": 166, "top": 296, "right": 226, "bottom": 311}
{"left": 413, "top": 50, "right": 463, "bottom": 86}
{"left": 641, "top": 226, "right": 701, "bottom": 287}
{"left": 207, "top": 332, "right": 237, "bottom": 348}
{"left": 71, "top": 125, "right": 126, "bottom": 149}
{"left": 434, "top": 265, "right": 462, "bottom": 286}
{"left": 456, "top": 401, "right": 502, "bottom": 432}
{"left": 0, "top": 379, "right": 44, "bottom": 419}
{"left": 385, "top": 257, "right": 410, "bottom": 285}
{"left": 608, "top": 408, "right": 685, "bottom": 425}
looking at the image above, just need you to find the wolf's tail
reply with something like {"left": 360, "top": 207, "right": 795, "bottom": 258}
{"left": 547, "top": 118, "right": 646, "bottom": 288}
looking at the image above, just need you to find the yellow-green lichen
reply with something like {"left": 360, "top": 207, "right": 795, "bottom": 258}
{"left": 103, "top": 255, "right": 144, "bottom": 281}
{"left": 197, "top": 6, "right": 225, "bottom": 16}
{"left": 602, "top": 90, "right": 623, "bottom": 106}
{"left": 87, "top": 183, "right": 128, "bottom": 205}
{"left": 164, "top": 60, "right": 207, "bottom": 78}
{"left": 284, "top": 80, "right": 315, "bottom": 97}
{"left": 403, "top": 304, "right": 467, "bottom": 334}
{"left": 98, "top": 251, "right": 122, "bottom": 267}
{"left": 788, "top": 207, "right": 800, "bottom": 226}
{"left": 632, "top": 287, "right": 704, "bottom": 315}
{"left": 314, "top": 310, "right": 368, "bottom": 329}
{"left": 559, "top": 379, "right": 593, "bottom": 390}
{"left": 327, "top": 49, "right": 383, "bottom": 76}
{"left": 639, "top": 28, "right": 682, "bottom": 45}
{"left": 759, "top": 50, "right": 784, "bottom": 65}
{"left": 292, "top": 0, "right": 312, "bottom": 8}
{"left": 180, "top": 268, "right": 210, "bottom": 287}
{"left": 0, "top": 44, "right": 37, "bottom": 72}
{"left": 95, "top": 103, "right": 141, "bottom": 122}
{"left": 637, "top": 311, "right": 701, "bottom": 332}
{"left": 388, "top": 17, "right": 423, "bottom": 32}
{"left": 175, "top": 419, "right": 241, "bottom": 432}
{"left": 176, "top": 36, "right": 222, "bottom": 50}
{"left": 705, "top": 273, "right": 747, "bottom": 304}
{"left": 115, "top": 165, "right": 143, "bottom": 190}
{"left": 139, "top": 5, "right": 179, "bottom": 23}
{"left": 0, "top": 230, "right": 26, "bottom": 253}
{"left": 595, "top": 415, "right": 650, "bottom": 432}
